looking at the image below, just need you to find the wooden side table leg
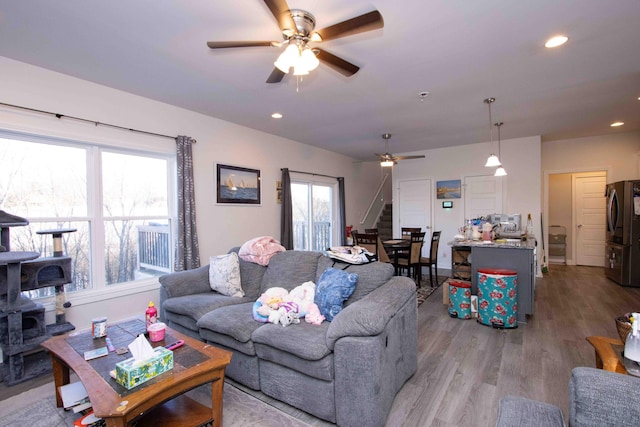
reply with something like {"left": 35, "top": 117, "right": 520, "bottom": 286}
{"left": 49, "top": 353, "right": 70, "bottom": 407}
{"left": 594, "top": 349, "right": 604, "bottom": 370}
{"left": 210, "top": 372, "right": 225, "bottom": 427}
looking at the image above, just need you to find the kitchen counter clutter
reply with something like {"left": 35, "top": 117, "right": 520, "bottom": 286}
{"left": 449, "top": 238, "right": 536, "bottom": 323}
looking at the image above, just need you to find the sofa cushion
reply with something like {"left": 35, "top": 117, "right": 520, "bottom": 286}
{"left": 260, "top": 250, "right": 322, "bottom": 292}
{"left": 252, "top": 321, "right": 332, "bottom": 361}
{"left": 209, "top": 252, "right": 243, "bottom": 297}
{"left": 316, "top": 256, "right": 394, "bottom": 306}
{"left": 255, "top": 342, "right": 334, "bottom": 382}
{"left": 314, "top": 267, "right": 358, "bottom": 321}
{"left": 197, "top": 302, "right": 261, "bottom": 343}
{"left": 163, "top": 292, "right": 250, "bottom": 326}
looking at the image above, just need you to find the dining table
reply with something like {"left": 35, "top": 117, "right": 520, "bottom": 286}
{"left": 382, "top": 239, "right": 411, "bottom": 275}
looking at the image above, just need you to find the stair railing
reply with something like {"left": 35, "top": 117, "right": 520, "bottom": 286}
{"left": 359, "top": 172, "right": 390, "bottom": 227}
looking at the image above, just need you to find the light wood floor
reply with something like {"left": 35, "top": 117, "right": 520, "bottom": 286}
{"left": 385, "top": 264, "right": 640, "bottom": 426}
{"left": 3, "top": 264, "right": 640, "bottom": 427}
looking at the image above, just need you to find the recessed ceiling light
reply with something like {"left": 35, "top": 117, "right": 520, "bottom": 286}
{"left": 611, "top": 121, "right": 624, "bottom": 127}
{"left": 545, "top": 35, "right": 569, "bottom": 48}
{"left": 271, "top": 113, "right": 283, "bottom": 119}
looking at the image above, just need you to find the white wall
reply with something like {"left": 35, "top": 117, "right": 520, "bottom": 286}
{"left": 0, "top": 57, "right": 382, "bottom": 328}
{"left": 542, "top": 131, "right": 640, "bottom": 183}
{"left": 392, "top": 136, "right": 542, "bottom": 272}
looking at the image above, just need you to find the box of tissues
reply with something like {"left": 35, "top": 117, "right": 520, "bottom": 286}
{"left": 115, "top": 335, "right": 174, "bottom": 389}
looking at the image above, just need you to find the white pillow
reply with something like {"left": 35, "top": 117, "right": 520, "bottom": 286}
{"left": 209, "top": 252, "right": 244, "bottom": 297}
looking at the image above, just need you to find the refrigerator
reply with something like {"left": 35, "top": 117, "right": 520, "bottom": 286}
{"left": 605, "top": 180, "right": 640, "bottom": 287}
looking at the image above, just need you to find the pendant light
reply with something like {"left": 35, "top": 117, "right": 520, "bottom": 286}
{"left": 483, "top": 98, "right": 501, "bottom": 167}
{"left": 494, "top": 122, "right": 507, "bottom": 176}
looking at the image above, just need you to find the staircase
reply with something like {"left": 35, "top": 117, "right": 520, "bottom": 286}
{"left": 376, "top": 204, "right": 393, "bottom": 241}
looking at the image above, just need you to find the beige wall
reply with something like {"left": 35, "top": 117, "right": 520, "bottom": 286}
{"left": 0, "top": 57, "right": 382, "bottom": 328}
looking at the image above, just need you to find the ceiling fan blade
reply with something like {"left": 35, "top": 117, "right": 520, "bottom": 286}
{"left": 207, "top": 41, "right": 275, "bottom": 49}
{"left": 315, "top": 48, "right": 360, "bottom": 77}
{"left": 266, "top": 67, "right": 286, "bottom": 83}
{"left": 394, "top": 155, "right": 426, "bottom": 161}
{"left": 313, "top": 10, "right": 384, "bottom": 42}
{"left": 263, "top": 0, "right": 297, "bottom": 34}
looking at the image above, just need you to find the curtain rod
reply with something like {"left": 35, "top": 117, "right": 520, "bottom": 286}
{"left": 0, "top": 101, "right": 185, "bottom": 142}
{"left": 282, "top": 168, "right": 341, "bottom": 180}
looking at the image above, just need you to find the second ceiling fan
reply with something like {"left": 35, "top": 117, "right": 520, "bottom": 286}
{"left": 375, "top": 133, "right": 425, "bottom": 167}
{"left": 206, "top": 0, "right": 384, "bottom": 83}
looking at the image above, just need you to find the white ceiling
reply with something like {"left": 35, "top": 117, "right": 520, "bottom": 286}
{"left": 0, "top": 0, "right": 639, "bottom": 161}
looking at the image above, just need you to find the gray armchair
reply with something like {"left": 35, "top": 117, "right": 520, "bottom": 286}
{"left": 496, "top": 367, "right": 640, "bottom": 426}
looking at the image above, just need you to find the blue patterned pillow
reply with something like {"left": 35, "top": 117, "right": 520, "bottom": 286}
{"left": 314, "top": 267, "right": 358, "bottom": 321}
{"left": 209, "top": 252, "right": 244, "bottom": 297}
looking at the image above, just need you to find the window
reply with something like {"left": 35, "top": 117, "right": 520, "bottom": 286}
{"left": 290, "top": 174, "right": 337, "bottom": 251}
{"left": 0, "top": 131, "right": 174, "bottom": 299}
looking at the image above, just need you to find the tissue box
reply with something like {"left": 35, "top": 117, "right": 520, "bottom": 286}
{"left": 115, "top": 347, "right": 173, "bottom": 389}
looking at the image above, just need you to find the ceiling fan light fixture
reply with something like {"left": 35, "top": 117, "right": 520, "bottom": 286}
{"left": 380, "top": 160, "right": 395, "bottom": 167}
{"left": 300, "top": 48, "right": 319, "bottom": 71}
{"left": 494, "top": 166, "right": 507, "bottom": 176}
{"left": 274, "top": 44, "right": 299, "bottom": 73}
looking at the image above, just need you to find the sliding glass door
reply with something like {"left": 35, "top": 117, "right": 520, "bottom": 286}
{"left": 291, "top": 177, "right": 336, "bottom": 251}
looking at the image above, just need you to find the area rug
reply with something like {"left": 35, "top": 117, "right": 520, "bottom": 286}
{"left": 0, "top": 381, "right": 312, "bottom": 427}
{"left": 416, "top": 275, "right": 448, "bottom": 306}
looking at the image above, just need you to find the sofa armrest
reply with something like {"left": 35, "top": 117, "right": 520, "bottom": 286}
{"left": 326, "top": 276, "right": 415, "bottom": 350}
{"left": 158, "top": 265, "right": 211, "bottom": 299}
{"left": 495, "top": 396, "right": 565, "bottom": 427}
{"left": 570, "top": 367, "right": 640, "bottom": 426}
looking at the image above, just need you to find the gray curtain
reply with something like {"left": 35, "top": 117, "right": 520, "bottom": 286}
{"left": 280, "top": 168, "right": 293, "bottom": 249}
{"left": 175, "top": 135, "right": 200, "bottom": 270}
{"left": 338, "top": 177, "right": 346, "bottom": 245}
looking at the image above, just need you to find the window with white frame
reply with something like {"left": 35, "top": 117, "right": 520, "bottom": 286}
{"left": 290, "top": 174, "right": 338, "bottom": 251}
{"left": 0, "top": 130, "right": 174, "bottom": 299}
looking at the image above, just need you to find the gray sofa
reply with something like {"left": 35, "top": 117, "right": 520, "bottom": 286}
{"left": 496, "top": 367, "right": 640, "bottom": 426}
{"left": 159, "top": 248, "right": 418, "bottom": 427}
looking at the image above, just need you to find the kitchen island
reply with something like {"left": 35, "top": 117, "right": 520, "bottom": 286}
{"left": 450, "top": 239, "right": 536, "bottom": 323}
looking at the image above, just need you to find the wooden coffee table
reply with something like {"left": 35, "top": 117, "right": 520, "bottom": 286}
{"left": 41, "top": 319, "right": 231, "bottom": 427}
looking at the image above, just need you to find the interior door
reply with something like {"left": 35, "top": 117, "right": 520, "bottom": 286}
{"left": 397, "top": 179, "right": 432, "bottom": 256}
{"left": 464, "top": 175, "right": 503, "bottom": 220}
{"left": 575, "top": 173, "right": 606, "bottom": 266}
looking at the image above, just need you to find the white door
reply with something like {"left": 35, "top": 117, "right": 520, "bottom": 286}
{"left": 575, "top": 173, "right": 606, "bottom": 266}
{"left": 464, "top": 175, "right": 503, "bottom": 220}
{"left": 398, "top": 179, "right": 431, "bottom": 256}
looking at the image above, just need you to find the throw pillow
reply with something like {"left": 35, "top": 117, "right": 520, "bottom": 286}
{"left": 314, "top": 267, "right": 358, "bottom": 322}
{"left": 209, "top": 252, "right": 244, "bottom": 297}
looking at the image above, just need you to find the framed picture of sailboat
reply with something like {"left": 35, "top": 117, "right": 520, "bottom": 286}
{"left": 216, "top": 164, "right": 261, "bottom": 205}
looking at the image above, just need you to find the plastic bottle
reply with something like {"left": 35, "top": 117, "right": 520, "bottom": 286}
{"left": 625, "top": 312, "right": 640, "bottom": 362}
{"left": 145, "top": 301, "right": 158, "bottom": 331}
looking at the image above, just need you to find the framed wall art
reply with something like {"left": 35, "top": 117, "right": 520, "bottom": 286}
{"left": 216, "top": 164, "right": 261, "bottom": 205}
{"left": 436, "top": 179, "right": 461, "bottom": 199}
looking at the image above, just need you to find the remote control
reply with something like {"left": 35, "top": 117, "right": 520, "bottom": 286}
{"left": 105, "top": 337, "right": 115, "bottom": 352}
{"left": 165, "top": 340, "right": 185, "bottom": 351}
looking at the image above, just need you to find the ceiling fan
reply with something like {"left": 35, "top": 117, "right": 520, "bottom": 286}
{"left": 206, "top": 0, "right": 384, "bottom": 83}
{"left": 375, "top": 133, "right": 425, "bottom": 167}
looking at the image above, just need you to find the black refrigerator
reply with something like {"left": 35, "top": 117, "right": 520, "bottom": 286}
{"left": 605, "top": 180, "right": 640, "bottom": 287}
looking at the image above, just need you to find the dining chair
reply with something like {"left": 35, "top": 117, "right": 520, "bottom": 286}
{"left": 401, "top": 227, "right": 421, "bottom": 239}
{"left": 396, "top": 232, "right": 425, "bottom": 281}
{"left": 353, "top": 232, "right": 378, "bottom": 258}
{"left": 419, "top": 231, "right": 441, "bottom": 287}
{"left": 365, "top": 228, "right": 378, "bottom": 234}
{"left": 398, "top": 227, "right": 421, "bottom": 259}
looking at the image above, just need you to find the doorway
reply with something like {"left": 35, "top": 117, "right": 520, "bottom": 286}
{"left": 547, "top": 171, "right": 606, "bottom": 266}
{"left": 396, "top": 179, "right": 432, "bottom": 257}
